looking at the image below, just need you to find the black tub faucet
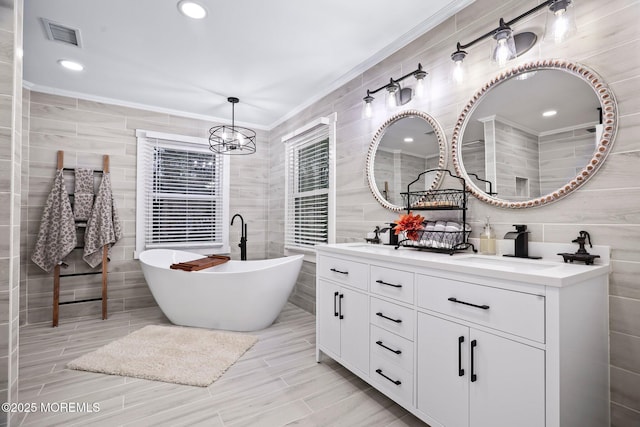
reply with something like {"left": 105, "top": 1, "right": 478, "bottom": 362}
{"left": 503, "top": 224, "right": 540, "bottom": 259}
{"left": 231, "top": 213, "right": 247, "bottom": 261}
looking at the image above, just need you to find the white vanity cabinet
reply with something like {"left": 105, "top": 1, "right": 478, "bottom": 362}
{"left": 316, "top": 244, "right": 610, "bottom": 427}
{"left": 417, "top": 313, "right": 544, "bottom": 427}
{"left": 316, "top": 256, "right": 369, "bottom": 376}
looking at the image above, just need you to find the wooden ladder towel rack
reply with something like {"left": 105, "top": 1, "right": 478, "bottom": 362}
{"left": 52, "top": 150, "right": 109, "bottom": 327}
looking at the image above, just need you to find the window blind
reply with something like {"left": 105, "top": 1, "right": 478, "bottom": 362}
{"left": 140, "top": 137, "right": 225, "bottom": 249}
{"left": 285, "top": 125, "right": 331, "bottom": 251}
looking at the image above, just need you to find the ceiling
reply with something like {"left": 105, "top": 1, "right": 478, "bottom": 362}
{"left": 23, "top": 0, "right": 473, "bottom": 129}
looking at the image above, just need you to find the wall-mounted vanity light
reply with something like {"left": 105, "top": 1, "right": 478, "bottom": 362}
{"left": 363, "top": 63, "right": 427, "bottom": 118}
{"left": 451, "top": 0, "right": 576, "bottom": 83}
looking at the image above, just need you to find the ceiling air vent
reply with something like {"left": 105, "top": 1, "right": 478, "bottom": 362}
{"left": 41, "top": 19, "right": 82, "bottom": 47}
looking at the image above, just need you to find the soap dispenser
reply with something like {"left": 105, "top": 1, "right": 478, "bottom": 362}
{"left": 479, "top": 217, "right": 496, "bottom": 255}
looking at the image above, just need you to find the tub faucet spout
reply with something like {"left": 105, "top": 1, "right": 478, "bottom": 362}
{"left": 231, "top": 213, "right": 247, "bottom": 261}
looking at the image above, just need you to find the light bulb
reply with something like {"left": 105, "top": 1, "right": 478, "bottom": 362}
{"left": 364, "top": 102, "right": 372, "bottom": 118}
{"left": 415, "top": 78, "right": 424, "bottom": 98}
{"left": 453, "top": 60, "right": 464, "bottom": 84}
{"left": 221, "top": 129, "right": 228, "bottom": 141}
{"left": 495, "top": 39, "right": 510, "bottom": 67}
{"left": 387, "top": 89, "right": 397, "bottom": 108}
{"left": 553, "top": 9, "right": 569, "bottom": 43}
{"left": 237, "top": 132, "right": 246, "bottom": 146}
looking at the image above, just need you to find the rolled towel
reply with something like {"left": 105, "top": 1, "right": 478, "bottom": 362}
{"left": 433, "top": 221, "right": 446, "bottom": 232}
{"left": 424, "top": 221, "right": 435, "bottom": 231}
{"left": 445, "top": 221, "right": 463, "bottom": 232}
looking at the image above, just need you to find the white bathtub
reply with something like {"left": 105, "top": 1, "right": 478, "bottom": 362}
{"left": 139, "top": 249, "right": 304, "bottom": 331}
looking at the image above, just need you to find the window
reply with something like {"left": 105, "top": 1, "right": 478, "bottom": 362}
{"left": 135, "top": 130, "right": 230, "bottom": 257}
{"left": 284, "top": 114, "right": 336, "bottom": 255}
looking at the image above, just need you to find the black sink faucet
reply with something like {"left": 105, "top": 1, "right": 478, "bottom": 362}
{"left": 503, "top": 224, "right": 540, "bottom": 259}
{"left": 231, "top": 213, "right": 247, "bottom": 261}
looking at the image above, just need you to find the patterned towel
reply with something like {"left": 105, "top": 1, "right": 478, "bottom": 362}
{"left": 73, "top": 168, "right": 94, "bottom": 221}
{"left": 83, "top": 173, "right": 123, "bottom": 268}
{"left": 32, "top": 170, "right": 77, "bottom": 272}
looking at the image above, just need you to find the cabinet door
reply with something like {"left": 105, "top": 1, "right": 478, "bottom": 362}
{"left": 340, "top": 287, "right": 369, "bottom": 375}
{"left": 469, "top": 329, "right": 545, "bottom": 427}
{"left": 317, "top": 279, "right": 341, "bottom": 357}
{"left": 417, "top": 313, "right": 469, "bottom": 427}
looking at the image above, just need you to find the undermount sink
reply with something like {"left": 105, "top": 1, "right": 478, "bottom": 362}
{"left": 454, "top": 255, "right": 559, "bottom": 270}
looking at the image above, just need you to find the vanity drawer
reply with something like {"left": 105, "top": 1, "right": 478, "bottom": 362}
{"left": 416, "top": 274, "right": 545, "bottom": 343}
{"left": 370, "top": 354, "right": 414, "bottom": 407}
{"left": 371, "top": 325, "right": 414, "bottom": 373}
{"left": 370, "top": 265, "right": 414, "bottom": 304}
{"left": 370, "top": 297, "right": 414, "bottom": 341}
{"left": 317, "top": 255, "right": 368, "bottom": 291}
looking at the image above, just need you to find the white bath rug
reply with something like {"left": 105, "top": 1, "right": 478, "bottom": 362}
{"left": 67, "top": 325, "right": 257, "bottom": 387}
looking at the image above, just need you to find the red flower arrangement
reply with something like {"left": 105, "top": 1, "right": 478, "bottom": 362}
{"left": 394, "top": 212, "right": 425, "bottom": 241}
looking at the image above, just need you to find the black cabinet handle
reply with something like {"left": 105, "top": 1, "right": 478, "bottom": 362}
{"left": 471, "top": 339, "right": 477, "bottom": 382}
{"left": 458, "top": 336, "right": 465, "bottom": 377}
{"left": 448, "top": 297, "right": 490, "bottom": 310}
{"left": 338, "top": 294, "right": 344, "bottom": 319}
{"left": 376, "top": 312, "right": 402, "bottom": 323}
{"left": 333, "top": 291, "right": 339, "bottom": 317}
{"left": 375, "top": 279, "right": 402, "bottom": 288}
{"left": 375, "top": 369, "right": 402, "bottom": 386}
{"left": 330, "top": 268, "right": 348, "bottom": 275}
{"left": 376, "top": 340, "right": 402, "bottom": 355}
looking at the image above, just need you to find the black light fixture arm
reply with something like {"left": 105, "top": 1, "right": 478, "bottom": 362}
{"left": 365, "top": 63, "right": 427, "bottom": 96}
{"left": 455, "top": 0, "right": 559, "bottom": 51}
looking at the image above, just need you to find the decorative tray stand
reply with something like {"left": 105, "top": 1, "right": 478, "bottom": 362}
{"left": 396, "top": 169, "right": 476, "bottom": 255}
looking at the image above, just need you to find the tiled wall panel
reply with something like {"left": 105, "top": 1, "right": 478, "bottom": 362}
{"left": 267, "top": 0, "right": 640, "bottom": 424}
{"left": 21, "top": 92, "right": 269, "bottom": 325}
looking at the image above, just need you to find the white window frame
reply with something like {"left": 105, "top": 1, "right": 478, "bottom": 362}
{"left": 135, "top": 129, "right": 230, "bottom": 258}
{"left": 283, "top": 113, "right": 336, "bottom": 262}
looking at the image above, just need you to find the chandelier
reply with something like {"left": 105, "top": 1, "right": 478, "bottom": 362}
{"left": 209, "top": 97, "right": 256, "bottom": 155}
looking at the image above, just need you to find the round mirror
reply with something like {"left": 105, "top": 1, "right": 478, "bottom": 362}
{"left": 366, "top": 110, "right": 447, "bottom": 212}
{"left": 452, "top": 60, "right": 617, "bottom": 208}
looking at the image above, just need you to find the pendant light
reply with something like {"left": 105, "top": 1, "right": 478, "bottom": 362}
{"left": 209, "top": 97, "right": 256, "bottom": 155}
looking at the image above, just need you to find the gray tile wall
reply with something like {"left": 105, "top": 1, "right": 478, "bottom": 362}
{"left": 0, "top": 0, "right": 22, "bottom": 424}
{"left": 267, "top": 0, "right": 640, "bottom": 425}
{"left": 21, "top": 92, "right": 269, "bottom": 325}
{"left": 539, "top": 127, "right": 596, "bottom": 194}
{"left": 493, "top": 120, "right": 541, "bottom": 199}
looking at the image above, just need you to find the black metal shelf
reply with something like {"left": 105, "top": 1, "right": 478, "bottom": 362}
{"left": 396, "top": 168, "right": 476, "bottom": 255}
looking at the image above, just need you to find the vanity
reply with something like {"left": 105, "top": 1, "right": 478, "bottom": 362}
{"left": 315, "top": 243, "right": 610, "bottom": 427}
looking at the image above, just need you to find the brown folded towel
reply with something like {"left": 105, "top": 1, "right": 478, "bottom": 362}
{"left": 170, "top": 255, "right": 231, "bottom": 271}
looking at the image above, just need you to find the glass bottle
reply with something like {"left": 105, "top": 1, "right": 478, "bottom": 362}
{"left": 479, "top": 217, "right": 496, "bottom": 255}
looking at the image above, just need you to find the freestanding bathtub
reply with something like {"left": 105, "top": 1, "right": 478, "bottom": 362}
{"left": 139, "top": 249, "right": 304, "bottom": 331}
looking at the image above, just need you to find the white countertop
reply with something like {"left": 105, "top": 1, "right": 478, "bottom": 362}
{"left": 316, "top": 242, "right": 610, "bottom": 287}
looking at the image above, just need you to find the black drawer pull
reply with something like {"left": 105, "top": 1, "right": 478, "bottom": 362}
{"left": 458, "top": 336, "right": 465, "bottom": 377}
{"left": 375, "top": 279, "right": 402, "bottom": 288}
{"left": 330, "top": 268, "right": 348, "bottom": 275}
{"left": 333, "top": 291, "right": 339, "bottom": 317}
{"left": 448, "top": 297, "right": 490, "bottom": 310}
{"left": 376, "top": 340, "right": 402, "bottom": 355}
{"left": 375, "top": 368, "right": 402, "bottom": 386}
{"left": 376, "top": 312, "right": 402, "bottom": 323}
{"left": 338, "top": 294, "right": 344, "bottom": 319}
{"left": 471, "top": 339, "right": 477, "bottom": 382}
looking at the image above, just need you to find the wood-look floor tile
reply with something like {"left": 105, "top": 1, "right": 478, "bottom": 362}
{"left": 17, "top": 303, "right": 422, "bottom": 426}
{"left": 228, "top": 400, "right": 312, "bottom": 427}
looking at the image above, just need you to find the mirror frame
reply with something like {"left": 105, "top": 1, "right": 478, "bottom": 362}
{"left": 452, "top": 60, "right": 618, "bottom": 209}
{"left": 366, "top": 110, "right": 448, "bottom": 212}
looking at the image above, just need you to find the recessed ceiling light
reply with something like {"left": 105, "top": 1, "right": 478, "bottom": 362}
{"left": 404, "top": 137, "right": 414, "bottom": 142}
{"left": 542, "top": 110, "right": 557, "bottom": 117}
{"left": 178, "top": 1, "right": 207, "bottom": 19}
{"left": 58, "top": 59, "right": 84, "bottom": 71}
